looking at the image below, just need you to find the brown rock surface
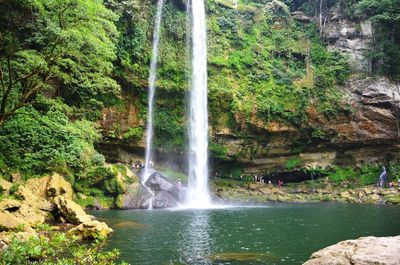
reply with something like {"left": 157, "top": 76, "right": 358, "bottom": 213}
{"left": 303, "top": 236, "right": 400, "bottom": 265}
{"left": 67, "top": 220, "right": 113, "bottom": 240}
{"left": 54, "top": 195, "right": 91, "bottom": 224}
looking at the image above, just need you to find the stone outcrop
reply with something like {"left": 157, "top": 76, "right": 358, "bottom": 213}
{"left": 54, "top": 195, "right": 92, "bottom": 224}
{"left": 67, "top": 220, "right": 113, "bottom": 240}
{"left": 0, "top": 174, "right": 112, "bottom": 241}
{"left": 26, "top": 173, "right": 73, "bottom": 200}
{"left": 304, "top": 236, "right": 400, "bottom": 265}
{"left": 116, "top": 171, "right": 185, "bottom": 209}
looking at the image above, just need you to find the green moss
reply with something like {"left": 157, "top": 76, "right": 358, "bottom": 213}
{"left": 123, "top": 127, "right": 144, "bottom": 142}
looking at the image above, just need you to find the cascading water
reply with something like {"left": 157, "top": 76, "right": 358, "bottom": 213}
{"left": 144, "top": 0, "right": 164, "bottom": 182}
{"left": 187, "top": 0, "right": 211, "bottom": 207}
{"left": 143, "top": 0, "right": 164, "bottom": 209}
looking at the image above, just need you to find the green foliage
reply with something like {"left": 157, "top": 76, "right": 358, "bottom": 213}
{"left": 210, "top": 142, "right": 229, "bottom": 159}
{"left": 286, "top": 158, "right": 302, "bottom": 170}
{"left": 207, "top": 0, "right": 351, "bottom": 133}
{"left": 0, "top": 233, "right": 126, "bottom": 265}
{"left": 356, "top": 0, "right": 400, "bottom": 81}
{"left": 123, "top": 127, "right": 144, "bottom": 142}
{"left": 0, "top": 101, "right": 101, "bottom": 177}
{"left": 154, "top": 108, "right": 185, "bottom": 152}
{"left": 359, "top": 164, "right": 380, "bottom": 185}
{"left": 0, "top": 0, "right": 120, "bottom": 124}
{"left": 327, "top": 166, "right": 356, "bottom": 182}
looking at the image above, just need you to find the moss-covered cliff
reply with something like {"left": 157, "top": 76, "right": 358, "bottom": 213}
{"left": 97, "top": 0, "right": 399, "bottom": 178}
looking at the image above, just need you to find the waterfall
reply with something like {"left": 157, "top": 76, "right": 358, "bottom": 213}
{"left": 143, "top": 0, "right": 164, "bottom": 183}
{"left": 187, "top": 0, "right": 211, "bottom": 207}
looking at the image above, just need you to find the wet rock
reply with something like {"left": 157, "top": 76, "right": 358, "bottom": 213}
{"left": 116, "top": 183, "right": 153, "bottom": 209}
{"left": 304, "top": 236, "right": 400, "bottom": 265}
{"left": 210, "top": 252, "right": 279, "bottom": 263}
{"left": 54, "top": 196, "right": 91, "bottom": 224}
{"left": 114, "top": 221, "right": 145, "bottom": 228}
{"left": 383, "top": 194, "right": 400, "bottom": 204}
{"left": 116, "top": 172, "right": 184, "bottom": 209}
{"left": 145, "top": 172, "right": 184, "bottom": 208}
{"left": 67, "top": 220, "right": 113, "bottom": 240}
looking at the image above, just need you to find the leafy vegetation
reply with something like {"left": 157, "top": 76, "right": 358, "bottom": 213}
{"left": 0, "top": 0, "right": 120, "bottom": 125}
{"left": 0, "top": 232, "right": 127, "bottom": 265}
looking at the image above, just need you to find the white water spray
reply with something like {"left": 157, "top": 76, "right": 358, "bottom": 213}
{"left": 142, "top": 0, "right": 164, "bottom": 209}
{"left": 144, "top": 0, "right": 164, "bottom": 183}
{"left": 187, "top": 0, "right": 211, "bottom": 207}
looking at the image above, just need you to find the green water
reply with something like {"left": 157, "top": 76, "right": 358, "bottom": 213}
{"left": 91, "top": 203, "right": 400, "bottom": 264}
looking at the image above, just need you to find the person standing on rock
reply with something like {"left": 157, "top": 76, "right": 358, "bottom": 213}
{"left": 378, "top": 166, "right": 387, "bottom": 188}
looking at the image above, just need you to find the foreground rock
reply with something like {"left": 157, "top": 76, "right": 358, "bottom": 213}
{"left": 54, "top": 195, "right": 92, "bottom": 224}
{"left": 116, "top": 171, "right": 185, "bottom": 209}
{"left": 0, "top": 174, "right": 112, "bottom": 242}
{"left": 304, "top": 236, "right": 400, "bottom": 265}
{"left": 67, "top": 220, "right": 113, "bottom": 240}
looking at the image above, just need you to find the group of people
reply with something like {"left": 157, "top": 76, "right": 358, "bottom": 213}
{"left": 130, "top": 160, "right": 155, "bottom": 171}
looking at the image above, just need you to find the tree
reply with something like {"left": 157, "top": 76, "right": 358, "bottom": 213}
{"left": 0, "top": 0, "right": 120, "bottom": 125}
{"left": 356, "top": 0, "right": 400, "bottom": 78}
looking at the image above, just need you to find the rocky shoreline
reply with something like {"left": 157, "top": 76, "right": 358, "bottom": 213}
{"left": 212, "top": 180, "right": 400, "bottom": 205}
{"left": 0, "top": 174, "right": 113, "bottom": 249}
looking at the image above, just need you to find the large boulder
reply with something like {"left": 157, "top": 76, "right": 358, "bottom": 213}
{"left": 144, "top": 172, "right": 184, "bottom": 209}
{"left": 304, "top": 236, "right": 400, "bottom": 265}
{"left": 14, "top": 185, "right": 53, "bottom": 212}
{"left": 67, "top": 220, "right": 113, "bottom": 240}
{"left": 116, "top": 182, "right": 153, "bottom": 209}
{"left": 116, "top": 171, "right": 185, "bottom": 209}
{"left": 26, "top": 173, "right": 73, "bottom": 200}
{"left": 54, "top": 196, "right": 92, "bottom": 224}
{"left": 13, "top": 204, "right": 46, "bottom": 227}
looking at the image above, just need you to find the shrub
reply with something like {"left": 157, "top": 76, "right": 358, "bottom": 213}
{"left": 360, "top": 165, "right": 380, "bottom": 185}
{"left": 0, "top": 103, "right": 101, "bottom": 178}
{"left": 0, "top": 233, "right": 127, "bottom": 264}
{"left": 123, "top": 127, "right": 144, "bottom": 142}
{"left": 327, "top": 166, "right": 356, "bottom": 183}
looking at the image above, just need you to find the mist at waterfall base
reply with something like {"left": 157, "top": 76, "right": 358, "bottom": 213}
{"left": 92, "top": 203, "right": 400, "bottom": 264}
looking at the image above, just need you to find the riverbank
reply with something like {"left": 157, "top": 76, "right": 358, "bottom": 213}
{"left": 211, "top": 178, "right": 400, "bottom": 205}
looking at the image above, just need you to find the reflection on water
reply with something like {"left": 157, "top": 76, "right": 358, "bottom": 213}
{"left": 179, "top": 210, "right": 212, "bottom": 264}
{"left": 91, "top": 203, "right": 400, "bottom": 265}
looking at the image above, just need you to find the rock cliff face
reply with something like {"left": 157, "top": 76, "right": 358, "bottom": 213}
{"left": 96, "top": 3, "right": 400, "bottom": 177}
